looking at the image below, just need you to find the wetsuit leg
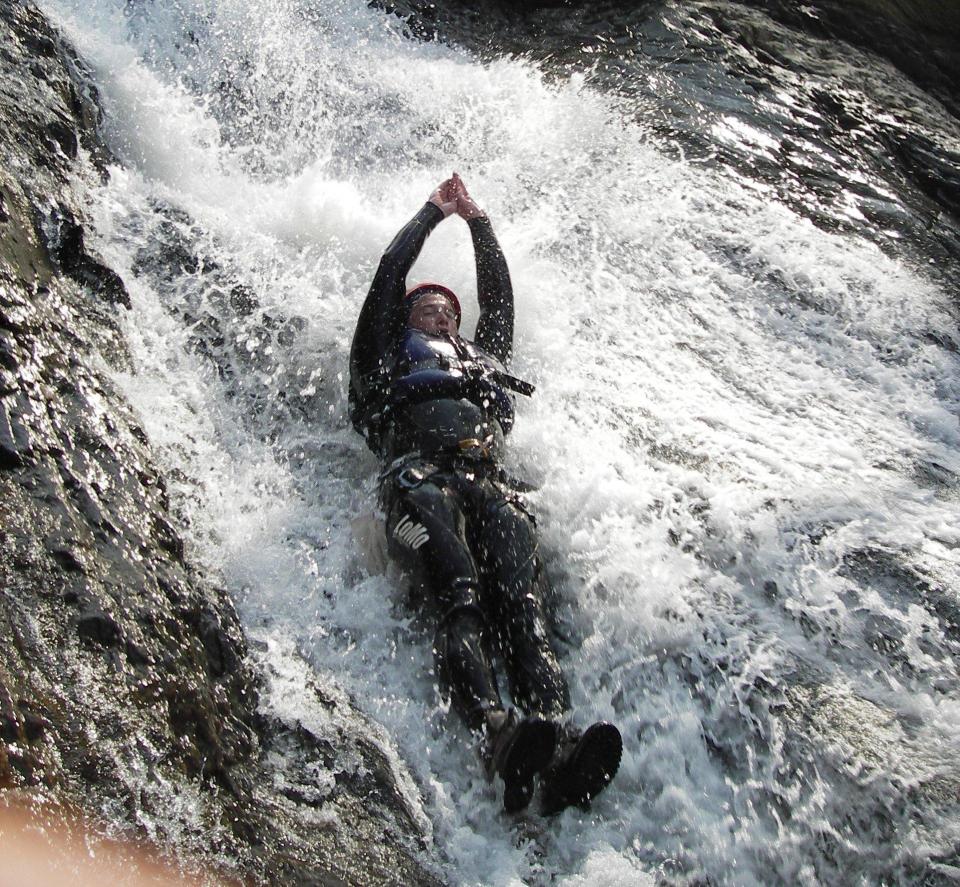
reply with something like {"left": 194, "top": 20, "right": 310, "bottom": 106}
{"left": 384, "top": 472, "right": 503, "bottom": 730}
{"left": 473, "top": 489, "right": 571, "bottom": 720}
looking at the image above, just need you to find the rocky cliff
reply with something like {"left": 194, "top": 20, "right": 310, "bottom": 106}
{"left": 0, "top": 2, "right": 439, "bottom": 883}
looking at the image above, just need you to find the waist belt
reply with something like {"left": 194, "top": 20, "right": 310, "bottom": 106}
{"left": 379, "top": 448, "right": 538, "bottom": 497}
{"left": 378, "top": 437, "right": 497, "bottom": 484}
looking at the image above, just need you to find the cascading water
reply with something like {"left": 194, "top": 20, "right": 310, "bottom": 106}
{"left": 36, "top": 0, "right": 960, "bottom": 883}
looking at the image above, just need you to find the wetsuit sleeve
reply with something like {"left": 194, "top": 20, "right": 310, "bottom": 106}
{"left": 469, "top": 215, "right": 514, "bottom": 367}
{"left": 349, "top": 202, "right": 445, "bottom": 441}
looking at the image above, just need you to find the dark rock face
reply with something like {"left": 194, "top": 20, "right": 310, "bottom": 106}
{"left": 738, "top": 0, "right": 960, "bottom": 119}
{"left": 380, "top": 0, "right": 959, "bottom": 115}
{"left": 0, "top": 2, "right": 440, "bottom": 883}
{"left": 383, "top": 0, "right": 960, "bottom": 113}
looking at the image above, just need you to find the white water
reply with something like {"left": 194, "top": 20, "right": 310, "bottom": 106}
{"left": 41, "top": 0, "right": 960, "bottom": 882}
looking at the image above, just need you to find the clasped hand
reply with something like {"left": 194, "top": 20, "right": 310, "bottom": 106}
{"left": 429, "top": 172, "right": 485, "bottom": 220}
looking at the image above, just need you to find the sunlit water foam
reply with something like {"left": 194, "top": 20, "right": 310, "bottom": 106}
{"left": 42, "top": 0, "right": 960, "bottom": 883}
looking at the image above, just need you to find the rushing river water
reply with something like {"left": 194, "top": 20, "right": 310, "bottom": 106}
{"left": 38, "top": 0, "right": 960, "bottom": 883}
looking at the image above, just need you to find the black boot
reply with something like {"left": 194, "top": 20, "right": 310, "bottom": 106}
{"left": 539, "top": 721, "right": 622, "bottom": 816}
{"left": 483, "top": 709, "right": 558, "bottom": 814}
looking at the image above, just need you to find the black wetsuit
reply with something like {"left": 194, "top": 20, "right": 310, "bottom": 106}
{"left": 349, "top": 202, "right": 570, "bottom": 731}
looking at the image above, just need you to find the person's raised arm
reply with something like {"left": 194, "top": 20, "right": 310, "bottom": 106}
{"left": 454, "top": 174, "right": 514, "bottom": 366}
{"left": 349, "top": 180, "right": 457, "bottom": 433}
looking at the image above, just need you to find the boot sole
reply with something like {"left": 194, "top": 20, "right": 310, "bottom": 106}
{"left": 500, "top": 718, "right": 558, "bottom": 814}
{"left": 540, "top": 721, "right": 622, "bottom": 816}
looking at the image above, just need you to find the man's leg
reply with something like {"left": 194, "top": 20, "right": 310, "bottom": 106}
{"left": 384, "top": 472, "right": 501, "bottom": 731}
{"left": 474, "top": 489, "right": 622, "bottom": 815}
{"left": 474, "top": 493, "right": 571, "bottom": 720}
{"left": 385, "top": 470, "right": 558, "bottom": 812}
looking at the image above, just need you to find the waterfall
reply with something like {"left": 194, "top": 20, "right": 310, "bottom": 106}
{"left": 38, "top": 0, "right": 960, "bottom": 882}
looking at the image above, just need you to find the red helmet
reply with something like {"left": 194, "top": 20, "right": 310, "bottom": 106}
{"left": 405, "top": 282, "right": 462, "bottom": 326}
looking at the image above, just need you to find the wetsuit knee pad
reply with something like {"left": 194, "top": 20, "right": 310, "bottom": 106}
{"left": 440, "top": 578, "right": 482, "bottom": 617}
{"left": 437, "top": 604, "right": 485, "bottom": 642}
{"left": 434, "top": 585, "right": 487, "bottom": 652}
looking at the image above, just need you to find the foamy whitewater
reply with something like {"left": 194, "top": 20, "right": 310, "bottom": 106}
{"left": 39, "top": 0, "right": 960, "bottom": 882}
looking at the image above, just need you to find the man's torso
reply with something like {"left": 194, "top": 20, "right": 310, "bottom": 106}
{"left": 382, "top": 330, "right": 515, "bottom": 463}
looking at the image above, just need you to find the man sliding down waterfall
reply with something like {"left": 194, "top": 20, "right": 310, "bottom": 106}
{"left": 349, "top": 174, "right": 622, "bottom": 815}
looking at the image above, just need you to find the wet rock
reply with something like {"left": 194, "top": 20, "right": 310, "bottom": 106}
{"left": 0, "top": 3, "right": 441, "bottom": 884}
{"left": 412, "top": 0, "right": 960, "bottom": 119}
{"left": 45, "top": 116, "right": 78, "bottom": 158}
{"left": 864, "top": 613, "right": 906, "bottom": 656}
{"left": 229, "top": 283, "right": 259, "bottom": 316}
{"left": 0, "top": 400, "right": 32, "bottom": 467}
{"left": 742, "top": 0, "right": 960, "bottom": 119}
{"left": 277, "top": 314, "right": 307, "bottom": 346}
{"left": 20, "top": 707, "right": 50, "bottom": 743}
{"left": 48, "top": 207, "right": 131, "bottom": 308}
{"left": 48, "top": 544, "right": 85, "bottom": 573}
{"left": 131, "top": 224, "right": 200, "bottom": 281}
{"left": 77, "top": 607, "right": 123, "bottom": 648}
{"left": 891, "top": 132, "right": 960, "bottom": 217}
{"left": 151, "top": 513, "right": 184, "bottom": 561}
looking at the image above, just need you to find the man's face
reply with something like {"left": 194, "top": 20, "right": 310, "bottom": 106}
{"left": 407, "top": 293, "right": 459, "bottom": 336}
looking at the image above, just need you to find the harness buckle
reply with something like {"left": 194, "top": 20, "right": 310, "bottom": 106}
{"left": 457, "top": 437, "right": 491, "bottom": 459}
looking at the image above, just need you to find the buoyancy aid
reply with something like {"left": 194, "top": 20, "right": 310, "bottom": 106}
{"left": 382, "top": 329, "right": 517, "bottom": 461}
